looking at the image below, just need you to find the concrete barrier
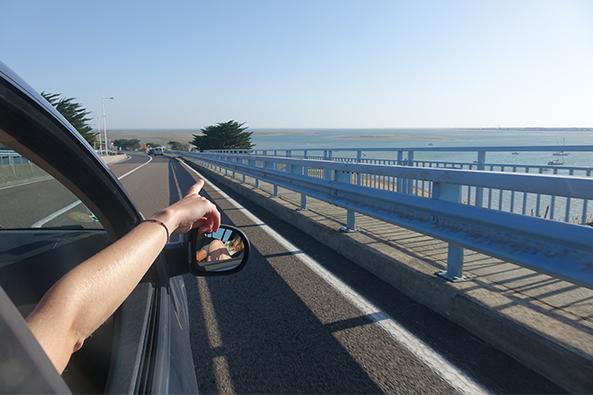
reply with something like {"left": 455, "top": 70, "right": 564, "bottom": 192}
{"left": 101, "top": 154, "right": 128, "bottom": 165}
{"left": 182, "top": 158, "right": 593, "bottom": 393}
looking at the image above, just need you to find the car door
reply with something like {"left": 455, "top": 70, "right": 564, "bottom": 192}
{"left": 0, "top": 62, "right": 197, "bottom": 393}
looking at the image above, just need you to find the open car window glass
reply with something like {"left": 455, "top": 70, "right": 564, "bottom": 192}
{"left": 0, "top": 146, "right": 103, "bottom": 230}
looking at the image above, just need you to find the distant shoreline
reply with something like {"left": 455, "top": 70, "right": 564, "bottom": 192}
{"left": 110, "top": 127, "right": 593, "bottom": 133}
{"left": 107, "top": 127, "right": 593, "bottom": 145}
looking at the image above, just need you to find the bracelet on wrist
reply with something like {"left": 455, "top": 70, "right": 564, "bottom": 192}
{"left": 143, "top": 218, "right": 170, "bottom": 241}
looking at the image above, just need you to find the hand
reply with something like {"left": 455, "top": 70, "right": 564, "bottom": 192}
{"left": 151, "top": 179, "right": 221, "bottom": 235}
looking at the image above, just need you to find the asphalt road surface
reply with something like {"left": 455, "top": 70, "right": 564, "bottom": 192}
{"left": 0, "top": 153, "right": 150, "bottom": 229}
{"left": 4, "top": 153, "right": 565, "bottom": 394}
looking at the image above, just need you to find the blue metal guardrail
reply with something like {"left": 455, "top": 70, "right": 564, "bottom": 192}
{"left": 208, "top": 146, "right": 593, "bottom": 223}
{"left": 1, "top": 149, "right": 119, "bottom": 165}
{"left": 209, "top": 145, "right": 593, "bottom": 176}
{"left": 173, "top": 150, "right": 593, "bottom": 289}
{"left": 0, "top": 149, "right": 30, "bottom": 166}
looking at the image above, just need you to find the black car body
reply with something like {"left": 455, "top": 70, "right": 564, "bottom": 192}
{"left": 0, "top": 62, "right": 230, "bottom": 394}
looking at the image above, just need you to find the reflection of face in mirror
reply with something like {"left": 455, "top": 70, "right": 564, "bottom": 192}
{"left": 194, "top": 226, "right": 246, "bottom": 272}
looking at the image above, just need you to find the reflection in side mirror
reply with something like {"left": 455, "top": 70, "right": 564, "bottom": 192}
{"left": 190, "top": 225, "right": 250, "bottom": 276}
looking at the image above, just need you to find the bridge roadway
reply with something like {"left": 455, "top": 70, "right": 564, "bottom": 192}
{"left": 5, "top": 153, "right": 564, "bottom": 393}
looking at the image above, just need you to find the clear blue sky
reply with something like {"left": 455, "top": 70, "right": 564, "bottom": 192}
{"left": 2, "top": 0, "right": 592, "bottom": 129}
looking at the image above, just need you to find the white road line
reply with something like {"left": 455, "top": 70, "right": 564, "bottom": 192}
{"left": 0, "top": 177, "right": 52, "bottom": 191}
{"left": 31, "top": 155, "right": 153, "bottom": 228}
{"left": 1, "top": 155, "right": 132, "bottom": 192}
{"left": 31, "top": 201, "right": 83, "bottom": 228}
{"left": 178, "top": 158, "right": 486, "bottom": 395}
{"left": 117, "top": 155, "right": 153, "bottom": 179}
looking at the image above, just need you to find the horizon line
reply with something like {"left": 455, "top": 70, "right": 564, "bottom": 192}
{"left": 105, "top": 126, "right": 593, "bottom": 132}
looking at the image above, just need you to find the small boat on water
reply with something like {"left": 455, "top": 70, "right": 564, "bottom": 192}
{"left": 547, "top": 159, "right": 564, "bottom": 166}
{"left": 553, "top": 138, "right": 569, "bottom": 157}
{"left": 511, "top": 152, "right": 519, "bottom": 155}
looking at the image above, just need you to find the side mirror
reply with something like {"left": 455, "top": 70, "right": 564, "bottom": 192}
{"left": 189, "top": 225, "right": 250, "bottom": 276}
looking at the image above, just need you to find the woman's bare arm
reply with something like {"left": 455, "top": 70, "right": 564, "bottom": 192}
{"left": 26, "top": 180, "right": 219, "bottom": 373}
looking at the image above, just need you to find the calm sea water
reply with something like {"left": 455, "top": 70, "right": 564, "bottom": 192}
{"left": 249, "top": 128, "right": 593, "bottom": 223}
{"left": 250, "top": 128, "right": 593, "bottom": 167}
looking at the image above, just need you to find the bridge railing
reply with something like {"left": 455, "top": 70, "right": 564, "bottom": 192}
{"left": 204, "top": 146, "right": 593, "bottom": 223}
{"left": 174, "top": 150, "right": 593, "bottom": 289}
{"left": 207, "top": 145, "right": 593, "bottom": 176}
{"left": 0, "top": 149, "right": 27, "bottom": 165}
{"left": 0, "top": 150, "right": 47, "bottom": 184}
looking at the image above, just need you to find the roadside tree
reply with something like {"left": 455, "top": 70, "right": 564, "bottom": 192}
{"left": 168, "top": 141, "right": 188, "bottom": 151}
{"left": 113, "top": 138, "right": 141, "bottom": 151}
{"left": 191, "top": 120, "right": 253, "bottom": 150}
{"left": 41, "top": 92, "right": 97, "bottom": 145}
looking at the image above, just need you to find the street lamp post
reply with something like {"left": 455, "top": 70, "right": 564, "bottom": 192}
{"left": 101, "top": 97, "right": 115, "bottom": 155}
{"left": 91, "top": 121, "right": 101, "bottom": 153}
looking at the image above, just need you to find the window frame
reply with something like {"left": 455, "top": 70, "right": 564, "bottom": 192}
{"left": 0, "top": 63, "right": 142, "bottom": 238}
{"left": 0, "top": 62, "right": 162, "bottom": 393}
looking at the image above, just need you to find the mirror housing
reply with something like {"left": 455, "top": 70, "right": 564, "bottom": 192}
{"left": 189, "top": 225, "right": 250, "bottom": 276}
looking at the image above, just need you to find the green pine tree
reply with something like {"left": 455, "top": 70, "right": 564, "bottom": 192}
{"left": 167, "top": 141, "right": 188, "bottom": 150}
{"left": 41, "top": 92, "right": 97, "bottom": 145}
{"left": 113, "top": 138, "right": 141, "bottom": 150}
{"left": 191, "top": 120, "right": 253, "bottom": 150}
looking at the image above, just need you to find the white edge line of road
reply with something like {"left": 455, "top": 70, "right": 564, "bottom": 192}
{"left": 31, "top": 155, "right": 153, "bottom": 228}
{"left": 117, "top": 154, "right": 153, "bottom": 179}
{"left": 0, "top": 155, "right": 131, "bottom": 192}
{"left": 0, "top": 177, "right": 52, "bottom": 191}
{"left": 177, "top": 158, "right": 487, "bottom": 395}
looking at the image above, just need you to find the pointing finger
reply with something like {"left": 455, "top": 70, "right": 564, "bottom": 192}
{"left": 185, "top": 179, "right": 205, "bottom": 197}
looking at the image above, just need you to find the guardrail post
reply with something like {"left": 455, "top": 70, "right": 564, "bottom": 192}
{"left": 433, "top": 182, "right": 467, "bottom": 282}
{"left": 27, "top": 157, "right": 34, "bottom": 176}
{"left": 407, "top": 150, "right": 415, "bottom": 166}
{"left": 323, "top": 150, "right": 333, "bottom": 180}
{"left": 404, "top": 150, "right": 415, "bottom": 193}
{"left": 395, "top": 150, "right": 404, "bottom": 192}
{"left": 8, "top": 155, "right": 16, "bottom": 176}
{"left": 232, "top": 157, "right": 238, "bottom": 179}
{"left": 248, "top": 158, "right": 259, "bottom": 188}
{"left": 336, "top": 170, "right": 356, "bottom": 231}
{"left": 300, "top": 192, "right": 307, "bottom": 209}
{"left": 475, "top": 150, "right": 486, "bottom": 207}
{"left": 289, "top": 164, "right": 307, "bottom": 209}
{"left": 265, "top": 161, "right": 278, "bottom": 196}
{"left": 356, "top": 150, "right": 362, "bottom": 185}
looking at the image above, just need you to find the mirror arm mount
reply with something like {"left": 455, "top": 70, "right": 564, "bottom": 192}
{"left": 164, "top": 239, "right": 191, "bottom": 277}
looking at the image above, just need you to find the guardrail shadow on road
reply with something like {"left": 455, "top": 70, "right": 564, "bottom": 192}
{"left": 274, "top": 185, "right": 593, "bottom": 335}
